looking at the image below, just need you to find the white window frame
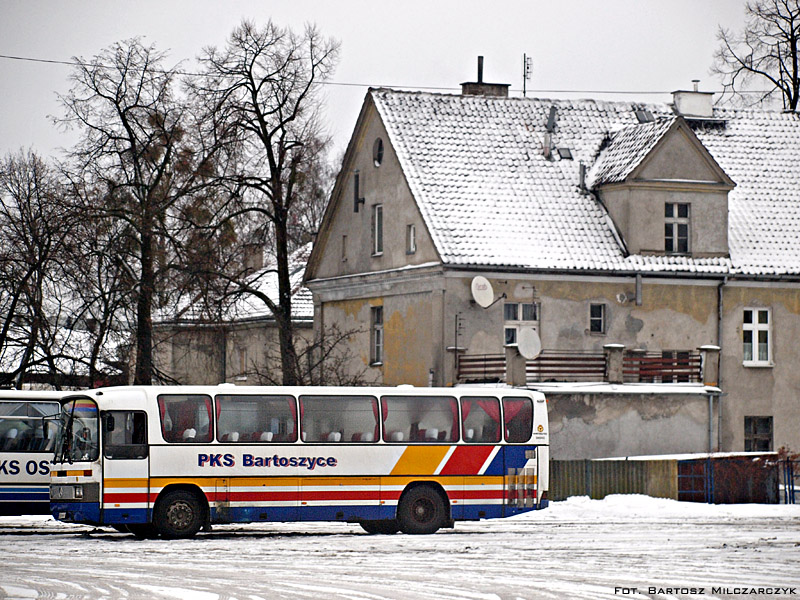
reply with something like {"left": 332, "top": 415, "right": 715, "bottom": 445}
{"left": 406, "top": 224, "right": 416, "bottom": 255}
{"left": 665, "top": 202, "right": 690, "bottom": 255}
{"left": 503, "top": 302, "right": 540, "bottom": 346}
{"left": 589, "top": 303, "right": 607, "bottom": 335}
{"left": 371, "top": 204, "right": 383, "bottom": 256}
{"left": 370, "top": 306, "right": 384, "bottom": 365}
{"left": 742, "top": 307, "right": 772, "bottom": 366}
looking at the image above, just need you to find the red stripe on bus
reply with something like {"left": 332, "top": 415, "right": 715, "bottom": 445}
{"left": 438, "top": 446, "right": 495, "bottom": 475}
{"left": 228, "top": 491, "right": 380, "bottom": 502}
{"left": 451, "top": 490, "right": 504, "bottom": 500}
{"left": 104, "top": 493, "right": 148, "bottom": 503}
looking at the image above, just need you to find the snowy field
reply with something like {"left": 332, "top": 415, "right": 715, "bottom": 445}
{"left": 1, "top": 495, "right": 799, "bottom": 600}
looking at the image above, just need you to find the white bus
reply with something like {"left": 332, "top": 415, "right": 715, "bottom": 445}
{"left": 50, "top": 385, "right": 549, "bottom": 537}
{"left": 0, "top": 389, "right": 65, "bottom": 515}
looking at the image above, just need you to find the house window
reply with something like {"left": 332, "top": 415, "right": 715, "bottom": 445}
{"left": 371, "top": 306, "right": 384, "bottom": 365}
{"left": 341, "top": 235, "right": 347, "bottom": 262}
{"left": 406, "top": 224, "right": 416, "bottom": 254}
{"left": 504, "top": 302, "right": 539, "bottom": 345}
{"left": 236, "top": 347, "right": 248, "bottom": 380}
{"left": 372, "top": 204, "right": 383, "bottom": 256}
{"left": 743, "top": 308, "right": 771, "bottom": 365}
{"left": 665, "top": 202, "right": 690, "bottom": 254}
{"left": 373, "top": 138, "right": 384, "bottom": 167}
{"left": 744, "top": 416, "right": 773, "bottom": 451}
{"left": 589, "top": 303, "right": 606, "bottom": 334}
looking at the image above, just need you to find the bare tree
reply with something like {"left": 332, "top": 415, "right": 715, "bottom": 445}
{"left": 713, "top": 0, "right": 800, "bottom": 110}
{"left": 0, "top": 151, "right": 74, "bottom": 388}
{"left": 191, "top": 20, "right": 339, "bottom": 386}
{"left": 57, "top": 39, "right": 222, "bottom": 384}
{"left": 250, "top": 323, "right": 375, "bottom": 386}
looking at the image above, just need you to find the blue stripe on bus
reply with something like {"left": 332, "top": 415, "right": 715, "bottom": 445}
{"left": 101, "top": 508, "right": 149, "bottom": 524}
{"left": 483, "top": 445, "right": 537, "bottom": 475}
{"left": 50, "top": 501, "right": 102, "bottom": 524}
{"left": 0, "top": 488, "right": 49, "bottom": 501}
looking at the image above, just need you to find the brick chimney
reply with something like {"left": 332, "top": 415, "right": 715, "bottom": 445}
{"left": 672, "top": 80, "right": 714, "bottom": 118}
{"left": 461, "top": 56, "right": 510, "bottom": 98}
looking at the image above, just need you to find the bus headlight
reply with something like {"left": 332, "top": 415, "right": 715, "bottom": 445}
{"left": 74, "top": 486, "right": 83, "bottom": 499}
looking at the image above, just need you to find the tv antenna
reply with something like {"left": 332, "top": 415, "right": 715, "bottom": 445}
{"left": 523, "top": 54, "right": 532, "bottom": 97}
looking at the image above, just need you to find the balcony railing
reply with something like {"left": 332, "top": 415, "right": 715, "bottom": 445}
{"left": 623, "top": 351, "right": 701, "bottom": 383}
{"left": 457, "top": 349, "right": 703, "bottom": 384}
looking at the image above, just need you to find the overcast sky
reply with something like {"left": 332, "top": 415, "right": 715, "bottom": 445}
{"left": 0, "top": 0, "right": 747, "bottom": 159}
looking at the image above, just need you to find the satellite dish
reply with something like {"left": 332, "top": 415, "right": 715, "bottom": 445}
{"left": 471, "top": 276, "right": 494, "bottom": 309}
{"left": 517, "top": 327, "right": 542, "bottom": 359}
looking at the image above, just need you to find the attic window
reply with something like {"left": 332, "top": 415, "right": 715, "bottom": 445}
{"left": 373, "top": 138, "right": 384, "bottom": 167}
{"left": 556, "top": 147, "right": 573, "bottom": 160}
{"left": 635, "top": 109, "right": 655, "bottom": 123}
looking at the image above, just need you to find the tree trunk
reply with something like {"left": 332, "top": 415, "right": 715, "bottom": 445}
{"left": 134, "top": 226, "right": 154, "bottom": 385}
{"left": 274, "top": 205, "right": 298, "bottom": 386}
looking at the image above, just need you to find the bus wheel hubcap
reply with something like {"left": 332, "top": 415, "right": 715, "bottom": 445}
{"left": 167, "top": 501, "right": 193, "bottom": 528}
{"left": 412, "top": 498, "right": 434, "bottom": 523}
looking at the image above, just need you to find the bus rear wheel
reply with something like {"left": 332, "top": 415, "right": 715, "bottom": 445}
{"left": 359, "top": 519, "right": 400, "bottom": 534}
{"left": 397, "top": 485, "right": 447, "bottom": 534}
{"left": 154, "top": 490, "right": 205, "bottom": 539}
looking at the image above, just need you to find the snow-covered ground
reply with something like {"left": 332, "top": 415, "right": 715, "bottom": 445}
{"left": 1, "top": 495, "right": 799, "bottom": 600}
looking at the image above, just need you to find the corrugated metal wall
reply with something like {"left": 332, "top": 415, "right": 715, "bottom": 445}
{"left": 551, "top": 460, "right": 678, "bottom": 501}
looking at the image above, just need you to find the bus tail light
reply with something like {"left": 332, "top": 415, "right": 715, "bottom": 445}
{"left": 507, "top": 468, "right": 537, "bottom": 508}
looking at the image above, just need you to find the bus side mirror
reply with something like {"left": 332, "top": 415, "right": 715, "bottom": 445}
{"left": 105, "top": 415, "right": 115, "bottom": 432}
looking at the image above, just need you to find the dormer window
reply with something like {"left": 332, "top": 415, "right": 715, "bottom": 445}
{"left": 665, "top": 202, "right": 690, "bottom": 254}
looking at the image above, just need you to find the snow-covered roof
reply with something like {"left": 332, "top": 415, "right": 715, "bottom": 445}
{"left": 587, "top": 117, "right": 677, "bottom": 186}
{"left": 161, "top": 244, "right": 314, "bottom": 325}
{"left": 371, "top": 89, "right": 800, "bottom": 277}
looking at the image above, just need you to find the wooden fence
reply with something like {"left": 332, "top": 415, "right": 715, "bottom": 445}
{"left": 550, "top": 459, "right": 679, "bottom": 501}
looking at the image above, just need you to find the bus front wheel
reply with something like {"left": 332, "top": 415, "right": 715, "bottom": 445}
{"left": 154, "top": 490, "right": 205, "bottom": 539}
{"left": 397, "top": 485, "right": 447, "bottom": 534}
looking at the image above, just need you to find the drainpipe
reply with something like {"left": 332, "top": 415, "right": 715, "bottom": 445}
{"left": 708, "top": 394, "right": 714, "bottom": 454}
{"left": 716, "top": 276, "right": 727, "bottom": 450}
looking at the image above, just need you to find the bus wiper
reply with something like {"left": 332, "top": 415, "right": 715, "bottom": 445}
{"left": 56, "top": 402, "right": 77, "bottom": 465}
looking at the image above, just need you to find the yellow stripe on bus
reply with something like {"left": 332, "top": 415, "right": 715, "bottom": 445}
{"left": 103, "top": 478, "right": 149, "bottom": 488}
{"left": 390, "top": 446, "right": 455, "bottom": 476}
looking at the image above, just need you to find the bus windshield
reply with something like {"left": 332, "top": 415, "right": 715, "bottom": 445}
{"left": 54, "top": 398, "right": 100, "bottom": 463}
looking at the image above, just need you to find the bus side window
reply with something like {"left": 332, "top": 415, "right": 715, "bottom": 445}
{"left": 158, "top": 395, "right": 213, "bottom": 443}
{"left": 103, "top": 411, "right": 148, "bottom": 459}
{"left": 299, "top": 395, "right": 378, "bottom": 443}
{"left": 382, "top": 396, "right": 458, "bottom": 443}
{"left": 215, "top": 394, "right": 297, "bottom": 443}
{"left": 461, "top": 397, "right": 501, "bottom": 443}
{"left": 503, "top": 397, "right": 533, "bottom": 443}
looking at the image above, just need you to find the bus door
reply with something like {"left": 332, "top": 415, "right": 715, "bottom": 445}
{"left": 101, "top": 410, "right": 150, "bottom": 524}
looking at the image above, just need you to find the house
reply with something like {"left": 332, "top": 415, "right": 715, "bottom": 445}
{"left": 305, "top": 62, "right": 800, "bottom": 459}
{"left": 154, "top": 245, "right": 314, "bottom": 385}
